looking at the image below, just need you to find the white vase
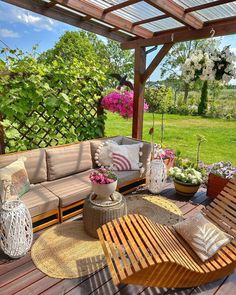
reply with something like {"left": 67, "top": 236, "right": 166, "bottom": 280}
{"left": 0, "top": 200, "right": 33, "bottom": 259}
{"left": 92, "top": 180, "right": 118, "bottom": 200}
{"left": 146, "top": 159, "right": 167, "bottom": 194}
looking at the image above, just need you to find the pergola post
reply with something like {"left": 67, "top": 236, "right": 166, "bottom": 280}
{"left": 132, "top": 47, "right": 146, "bottom": 139}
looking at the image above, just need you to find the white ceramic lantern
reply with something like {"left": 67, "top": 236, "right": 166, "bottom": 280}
{"left": 146, "top": 159, "right": 167, "bottom": 194}
{"left": 0, "top": 181, "right": 33, "bottom": 259}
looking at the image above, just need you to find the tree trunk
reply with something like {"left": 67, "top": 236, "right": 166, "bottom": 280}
{"left": 198, "top": 80, "right": 208, "bottom": 116}
{"left": 183, "top": 82, "right": 189, "bottom": 103}
{"left": 161, "top": 112, "right": 164, "bottom": 144}
{"left": 0, "top": 113, "right": 5, "bottom": 154}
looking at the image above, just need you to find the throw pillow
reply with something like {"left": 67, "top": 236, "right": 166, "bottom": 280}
{"left": 173, "top": 213, "right": 233, "bottom": 262}
{"left": 0, "top": 157, "right": 30, "bottom": 200}
{"left": 94, "top": 140, "right": 118, "bottom": 167}
{"left": 110, "top": 143, "right": 143, "bottom": 171}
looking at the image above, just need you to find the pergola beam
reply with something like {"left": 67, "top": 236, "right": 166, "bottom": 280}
{"left": 144, "top": 0, "right": 203, "bottom": 29}
{"left": 103, "top": 0, "right": 141, "bottom": 14}
{"left": 54, "top": 0, "right": 153, "bottom": 38}
{"left": 133, "top": 14, "right": 168, "bottom": 27}
{"left": 142, "top": 43, "right": 174, "bottom": 83}
{"left": 185, "top": 0, "right": 236, "bottom": 13}
{"left": 3, "top": 0, "right": 128, "bottom": 42}
{"left": 122, "top": 16, "right": 236, "bottom": 49}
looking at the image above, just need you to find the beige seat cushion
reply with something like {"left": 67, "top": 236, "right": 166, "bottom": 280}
{"left": 42, "top": 170, "right": 93, "bottom": 207}
{"left": 21, "top": 184, "right": 59, "bottom": 218}
{"left": 115, "top": 170, "right": 141, "bottom": 186}
{"left": 46, "top": 142, "right": 92, "bottom": 181}
{"left": 0, "top": 149, "right": 47, "bottom": 184}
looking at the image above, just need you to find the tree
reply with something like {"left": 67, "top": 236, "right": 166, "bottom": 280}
{"left": 161, "top": 39, "right": 220, "bottom": 103}
{"left": 198, "top": 80, "right": 208, "bottom": 115}
{"left": 106, "top": 40, "right": 134, "bottom": 82}
{"left": 145, "top": 86, "right": 173, "bottom": 144}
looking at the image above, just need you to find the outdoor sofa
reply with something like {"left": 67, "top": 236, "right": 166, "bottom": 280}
{"left": 0, "top": 136, "right": 151, "bottom": 232}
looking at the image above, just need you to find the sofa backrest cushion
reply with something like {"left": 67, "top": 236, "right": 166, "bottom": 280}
{"left": 90, "top": 136, "right": 123, "bottom": 168}
{"left": 0, "top": 149, "right": 47, "bottom": 184}
{"left": 46, "top": 142, "right": 92, "bottom": 181}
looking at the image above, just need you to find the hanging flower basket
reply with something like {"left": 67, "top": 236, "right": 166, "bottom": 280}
{"left": 101, "top": 90, "right": 149, "bottom": 119}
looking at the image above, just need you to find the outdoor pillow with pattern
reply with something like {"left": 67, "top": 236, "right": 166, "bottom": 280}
{"left": 173, "top": 213, "right": 233, "bottom": 262}
{"left": 0, "top": 157, "right": 30, "bottom": 200}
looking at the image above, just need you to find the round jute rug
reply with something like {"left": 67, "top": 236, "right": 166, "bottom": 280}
{"left": 31, "top": 221, "right": 106, "bottom": 279}
{"left": 127, "top": 194, "right": 183, "bottom": 225}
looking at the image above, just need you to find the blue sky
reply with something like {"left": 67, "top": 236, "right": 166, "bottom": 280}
{"left": 0, "top": 1, "right": 236, "bottom": 83}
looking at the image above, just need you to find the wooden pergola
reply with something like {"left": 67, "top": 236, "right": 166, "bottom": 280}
{"left": 3, "top": 0, "right": 236, "bottom": 139}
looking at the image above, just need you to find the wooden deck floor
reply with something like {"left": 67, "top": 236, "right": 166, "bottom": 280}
{"left": 1, "top": 183, "right": 235, "bottom": 295}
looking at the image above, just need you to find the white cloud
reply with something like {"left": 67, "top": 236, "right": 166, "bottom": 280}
{"left": 231, "top": 47, "right": 236, "bottom": 53}
{"left": 0, "top": 28, "right": 20, "bottom": 38}
{"left": 0, "top": 3, "right": 57, "bottom": 32}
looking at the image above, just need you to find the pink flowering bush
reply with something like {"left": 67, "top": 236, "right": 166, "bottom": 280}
{"left": 89, "top": 168, "right": 117, "bottom": 184}
{"left": 101, "top": 90, "right": 149, "bottom": 119}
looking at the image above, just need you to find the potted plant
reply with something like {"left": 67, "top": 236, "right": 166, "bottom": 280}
{"left": 169, "top": 166, "right": 203, "bottom": 197}
{"left": 160, "top": 148, "right": 175, "bottom": 171}
{"left": 89, "top": 168, "right": 118, "bottom": 200}
{"left": 206, "top": 162, "right": 236, "bottom": 198}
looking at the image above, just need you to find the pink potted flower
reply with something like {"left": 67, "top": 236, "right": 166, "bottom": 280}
{"left": 158, "top": 148, "right": 175, "bottom": 171}
{"left": 89, "top": 168, "right": 118, "bottom": 200}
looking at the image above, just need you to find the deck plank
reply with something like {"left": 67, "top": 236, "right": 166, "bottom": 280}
{"left": 0, "top": 184, "right": 235, "bottom": 295}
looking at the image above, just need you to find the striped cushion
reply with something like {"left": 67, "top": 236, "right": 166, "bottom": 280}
{"left": 110, "top": 144, "right": 142, "bottom": 171}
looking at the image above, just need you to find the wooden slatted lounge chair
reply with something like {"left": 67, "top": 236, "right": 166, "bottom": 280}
{"left": 97, "top": 178, "right": 236, "bottom": 288}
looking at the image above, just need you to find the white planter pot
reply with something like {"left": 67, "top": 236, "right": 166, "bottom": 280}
{"left": 146, "top": 159, "right": 167, "bottom": 194}
{"left": 92, "top": 180, "right": 117, "bottom": 200}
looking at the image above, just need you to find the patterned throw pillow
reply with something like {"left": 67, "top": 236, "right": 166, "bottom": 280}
{"left": 94, "top": 140, "right": 118, "bottom": 167}
{"left": 173, "top": 213, "right": 233, "bottom": 262}
{"left": 0, "top": 157, "right": 30, "bottom": 200}
{"left": 110, "top": 143, "right": 143, "bottom": 171}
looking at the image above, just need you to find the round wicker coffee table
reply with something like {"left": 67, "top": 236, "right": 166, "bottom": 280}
{"left": 83, "top": 191, "right": 127, "bottom": 238}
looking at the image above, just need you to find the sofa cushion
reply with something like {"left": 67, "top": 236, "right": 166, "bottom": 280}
{"left": 21, "top": 184, "right": 59, "bottom": 218}
{"left": 0, "top": 149, "right": 47, "bottom": 184}
{"left": 46, "top": 142, "right": 92, "bottom": 181}
{"left": 115, "top": 170, "right": 141, "bottom": 186}
{"left": 122, "top": 137, "right": 151, "bottom": 171}
{"left": 90, "top": 136, "right": 123, "bottom": 168}
{"left": 42, "top": 170, "right": 93, "bottom": 207}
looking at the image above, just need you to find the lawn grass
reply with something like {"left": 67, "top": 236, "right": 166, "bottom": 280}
{"left": 105, "top": 113, "right": 236, "bottom": 165}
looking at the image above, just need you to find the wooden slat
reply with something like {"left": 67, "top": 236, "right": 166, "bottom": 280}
{"left": 103, "top": 0, "right": 141, "bottom": 14}
{"left": 112, "top": 219, "right": 141, "bottom": 272}
{"left": 145, "top": 0, "right": 203, "bottom": 29}
{"left": 185, "top": 0, "right": 236, "bottom": 13}
{"left": 97, "top": 228, "right": 120, "bottom": 285}
{"left": 123, "top": 216, "right": 155, "bottom": 266}
{"left": 101, "top": 224, "right": 126, "bottom": 281}
{"left": 121, "top": 16, "right": 236, "bottom": 49}
{"left": 133, "top": 14, "right": 168, "bottom": 26}
{"left": 106, "top": 222, "right": 133, "bottom": 277}
{"left": 55, "top": 0, "right": 153, "bottom": 39}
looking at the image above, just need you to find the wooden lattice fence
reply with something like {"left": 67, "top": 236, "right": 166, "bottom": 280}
{"left": 0, "top": 100, "right": 104, "bottom": 154}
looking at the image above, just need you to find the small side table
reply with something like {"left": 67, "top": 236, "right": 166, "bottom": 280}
{"left": 83, "top": 191, "right": 127, "bottom": 238}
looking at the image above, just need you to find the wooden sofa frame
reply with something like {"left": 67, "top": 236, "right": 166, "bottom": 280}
{"left": 98, "top": 178, "right": 236, "bottom": 288}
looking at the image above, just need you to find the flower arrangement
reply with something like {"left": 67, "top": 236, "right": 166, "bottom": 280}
{"left": 159, "top": 148, "right": 175, "bottom": 160}
{"left": 101, "top": 90, "right": 149, "bottom": 119}
{"left": 182, "top": 46, "right": 236, "bottom": 84}
{"left": 169, "top": 167, "right": 203, "bottom": 185}
{"left": 207, "top": 161, "right": 236, "bottom": 179}
{"left": 89, "top": 168, "right": 117, "bottom": 184}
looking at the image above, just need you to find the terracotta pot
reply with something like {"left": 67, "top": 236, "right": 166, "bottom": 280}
{"left": 164, "top": 158, "right": 175, "bottom": 171}
{"left": 207, "top": 173, "right": 229, "bottom": 198}
{"left": 174, "top": 180, "right": 200, "bottom": 197}
{"left": 92, "top": 180, "right": 117, "bottom": 200}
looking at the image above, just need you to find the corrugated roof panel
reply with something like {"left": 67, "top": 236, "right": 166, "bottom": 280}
{"left": 142, "top": 18, "right": 184, "bottom": 32}
{"left": 195, "top": 3, "right": 236, "bottom": 21}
